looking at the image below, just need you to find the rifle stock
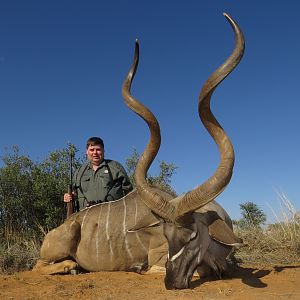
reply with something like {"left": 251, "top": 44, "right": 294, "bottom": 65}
{"left": 66, "top": 184, "right": 74, "bottom": 218}
{"left": 66, "top": 146, "right": 75, "bottom": 218}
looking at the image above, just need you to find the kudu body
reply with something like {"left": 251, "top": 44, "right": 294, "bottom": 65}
{"left": 34, "top": 188, "right": 173, "bottom": 274}
{"left": 34, "top": 13, "right": 244, "bottom": 290}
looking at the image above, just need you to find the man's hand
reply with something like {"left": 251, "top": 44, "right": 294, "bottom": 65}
{"left": 65, "top": 191, "right": 77, "bottom": 218}
{"left": 64, "top": 192, "right": 76, "bottom": 203}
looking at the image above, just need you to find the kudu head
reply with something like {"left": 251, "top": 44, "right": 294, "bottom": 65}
{"left": 122, "top": 13, "right": 245, "bottom": 289}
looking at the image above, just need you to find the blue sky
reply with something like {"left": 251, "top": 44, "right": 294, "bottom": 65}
{"left": 0, "top": 0, "right": 299, "bottom": 222}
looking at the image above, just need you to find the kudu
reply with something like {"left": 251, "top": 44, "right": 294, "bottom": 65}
{"left": 122, "top": 12, "right": 245, "bottom": 289}
{"left": 33, "top": 12, "right": 244, "bottom": 290}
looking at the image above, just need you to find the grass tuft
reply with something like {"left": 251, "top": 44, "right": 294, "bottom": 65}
{"left": 0, "top": 233, "right": 40, "bottom": 274}
{"left": 234, "top": 194, "right": 300, "bottom": 265}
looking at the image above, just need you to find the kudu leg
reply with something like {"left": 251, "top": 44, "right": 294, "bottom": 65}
{"left": 147, "top": 241, "right": 168, "bottom": 274}
{"left": 33, "top": 259, "right": 78, "bottom": 275}
{"left": 33, "top": 220, "right": 81, "bottom": 275}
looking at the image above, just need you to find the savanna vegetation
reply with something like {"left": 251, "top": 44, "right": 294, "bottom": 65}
{"left": 0, "top": 146, "right": 299, "bottom": 274}
{"left": 233, "top": 197, "right": 300, "bottom": 265}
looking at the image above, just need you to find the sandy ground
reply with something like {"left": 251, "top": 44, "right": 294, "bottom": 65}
{"left": 0, "top": 264, "right": 299, "bottom": 300}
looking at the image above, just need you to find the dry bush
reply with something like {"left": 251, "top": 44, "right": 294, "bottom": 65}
{"left": 234, "top": 194, "right": 300, "bottom": 265}
{"left": 0, "top": 233, "right": 40, "bottom": 274}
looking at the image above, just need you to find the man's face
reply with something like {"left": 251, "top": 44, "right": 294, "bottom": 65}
{"left": 86, "top": 144, "right": 104, "bottom": 166}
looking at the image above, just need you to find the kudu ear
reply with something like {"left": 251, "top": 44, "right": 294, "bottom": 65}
{"left": 201, "top": 210, "right": 243, "bottom": 246}
{"left": 208, "top": 219, "right": 243, "bottom": 246}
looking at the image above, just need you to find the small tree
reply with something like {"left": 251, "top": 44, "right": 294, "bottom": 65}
{"left": 148, "top": 161, "right": 177, "bottom": 197}
{"left": 125, "top": 148, "right": 177, "bottom": 196}
{"left": 32, "top": 143, "right": 82, "bottom": 231}
{"left": 125, "top": 148, "right": 139, "bottom": 186}
{"left": 236, "top": 201, "right": 266, "bottom": 229}
{"left": 0, "top": 144, "right": 82, "bottom": 238}
{"left": 0, "top": 146, "right": 36, "bottom": 237}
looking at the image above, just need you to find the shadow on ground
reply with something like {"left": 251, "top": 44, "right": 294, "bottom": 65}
{"left": 190, "top": 265, "right": 274, "bottom": 289}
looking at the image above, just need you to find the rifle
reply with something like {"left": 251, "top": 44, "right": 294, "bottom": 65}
{"left": 66, "top": 147, "right": 77, "bottom": 218}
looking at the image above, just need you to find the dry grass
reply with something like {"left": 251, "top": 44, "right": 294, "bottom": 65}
{"left": 0, "top": 234, "right": 40, "bottom": 274}
{"left": 234, "top": 194, "right": 300, "bottom": 265}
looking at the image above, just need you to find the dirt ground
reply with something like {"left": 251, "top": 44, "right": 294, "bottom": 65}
{"left": 0, "top": 264, "right": 299, "bottom": 300}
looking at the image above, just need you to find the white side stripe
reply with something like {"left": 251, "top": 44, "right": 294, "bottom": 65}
{"left": 123, "top": 198, "right": 133, "bottom": 260}
{"left": 81, "top": 208, "right": 90, "bottom": 229}
{"left": 96, "top": 205, "right": 103, "bottom": 268}
{"left": 133, "top": 196, "right": 147, "bottom": 253}
{"left": 105, "top": 202, "right": 114, "bottom": 264}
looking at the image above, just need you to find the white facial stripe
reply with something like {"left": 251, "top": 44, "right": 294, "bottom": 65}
{"left": 190, "top": 232, "right": 197, "bottom": 239}
{"left": 169, "top": 246, "right": 185, "bottom": 262}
